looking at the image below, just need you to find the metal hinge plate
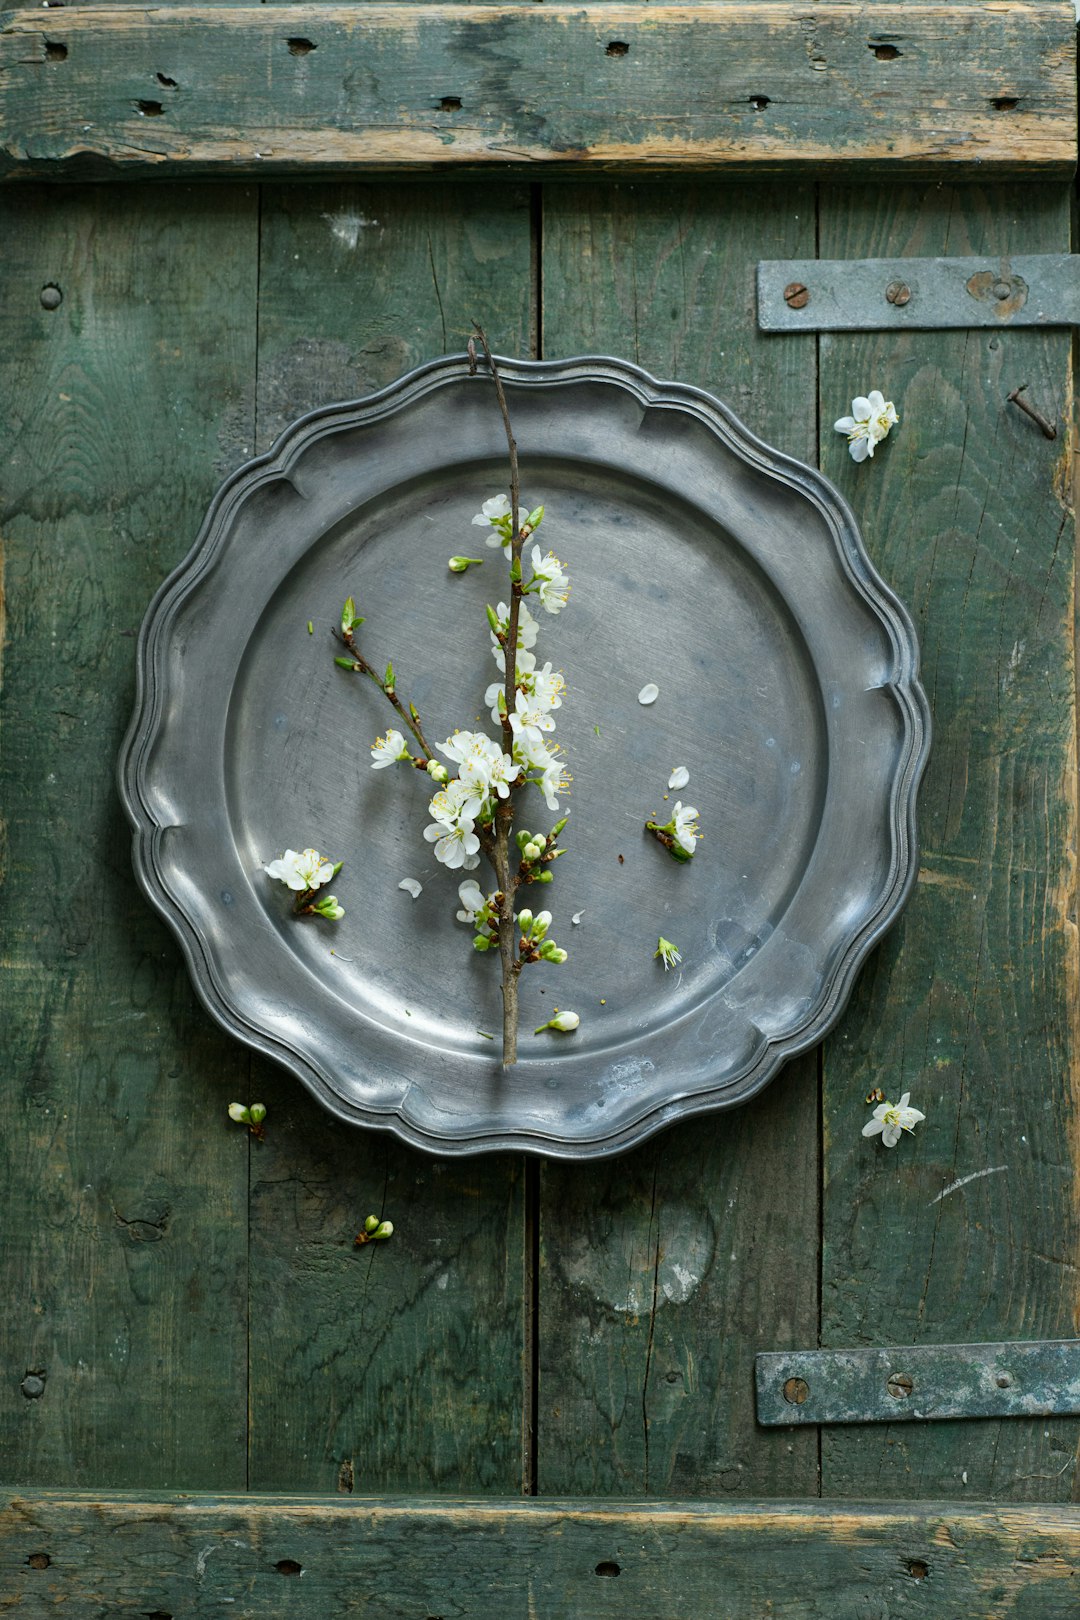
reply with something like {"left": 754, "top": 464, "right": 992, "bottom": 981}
{"left": 757, "top": 254, "right": 1079, "bottom": 332}
{"left": 755, "top": 1339, "right": 1080, "bottom": 1426}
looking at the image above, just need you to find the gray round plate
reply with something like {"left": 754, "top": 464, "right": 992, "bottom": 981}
{"left": 119, "top": 355, "right": 930, "bottom": 1159}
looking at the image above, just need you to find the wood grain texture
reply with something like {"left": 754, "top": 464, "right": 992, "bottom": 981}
{"left": 5, "top": 1491, "right": 1080, "bottom": 1616}
{"left": 537, "top": 182, "right": 821, "bottom": 1498}
{"left": 0, "top": 185, "right": 258, "bottom": 1488}
{"left": 0, "top": 4, "right": 1074, "bottom": 180}
{"left": 817, "top": 183, "right": 1080, "bottom": 1502}
{"left": 246, "top": 181, "right": 533, "bottom": 1494}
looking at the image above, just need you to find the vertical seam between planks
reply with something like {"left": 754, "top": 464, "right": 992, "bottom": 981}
{"left": 524, "top": 1157, "right": 540, "bottom": 1495}
{"left": 532, "top": 182, "right": 543, "bottom": 363}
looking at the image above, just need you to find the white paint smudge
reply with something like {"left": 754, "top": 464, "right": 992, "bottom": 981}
{"left": 929, "top": 1165, "right": 1008, "bottom": 1205}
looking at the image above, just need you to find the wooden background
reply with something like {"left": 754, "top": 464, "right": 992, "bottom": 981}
{"left": 2, "top": 1, "right": 1079, "bottom": 1612}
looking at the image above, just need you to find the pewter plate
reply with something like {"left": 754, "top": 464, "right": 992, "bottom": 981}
{"left": 119, "top": 355, "right": 929, "bottom": 1159}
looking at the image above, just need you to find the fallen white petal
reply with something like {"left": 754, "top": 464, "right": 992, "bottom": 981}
{"left": 398, "top": 878, "right": 423, "bottom": 899}
{"left": 668, "top": 766, "right": 689, "bottom": 790}
{"left": 638, "top": 683, "right": 659, "bottom": 705}
{"left": 572, "top": 910, "right": 585, "bottom": 925}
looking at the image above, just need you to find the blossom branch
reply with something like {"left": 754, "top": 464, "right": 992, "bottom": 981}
{"left": 335, "top": 630, "right": 437, "bottom": 760}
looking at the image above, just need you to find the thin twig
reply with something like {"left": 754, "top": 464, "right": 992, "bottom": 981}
{"left": 337, "top": 631, "right": 437, "bottom": 758}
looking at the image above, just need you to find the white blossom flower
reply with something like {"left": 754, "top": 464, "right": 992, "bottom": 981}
{"left": 638, "top": 683, "right": 659, "bottom": 705}
{"left": 655, "top": 936, "right": 682, "bottom": 970}
{"left": 398, "top": 878, "right": 423, "bottom": 899}
{"left": 672, "top": 802, "right": 700, "bottom": 856}
{"left": 472, "top": 494, "right": 531, "bottom": 555}
{"left": 490, "top": 601, "right": 539, "bottom": 665}
{"left": 529, "top": 546, "right": 570, "bottom": 614}
{"left": 834, "top": 389, "right": 899, "bottom": 463}
{"left": 862, "top": 1092, "right": 925, "bottom": 1148}
{"left": 428, "top": 777, "right": 483, "bottom": 828}
{"left": 423, "top": 817, "right": 481, "bottom": 870}
{"left": 370, "top": 728, "right": 410, "bottom": 768}
{"left": 266, "top": 847, "right": 334, "bottom": 892}
{"left": 228, "top": 1102, "right": 250, "bottom": 1123}
{"left": 668, "top": 766, "right": 689, "bottom": 790}
{"left": 455, "top": 879, "right": 488, "bottom": 924}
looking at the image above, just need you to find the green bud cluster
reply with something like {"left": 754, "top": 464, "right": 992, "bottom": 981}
{"left": 355, "top": 1215, "right": 394, "bottom": 1244}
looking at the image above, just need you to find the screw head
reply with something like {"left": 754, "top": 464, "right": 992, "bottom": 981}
{"left": 783, "top": 282, "right": 810, "bottom": 309}
{"left": 782, "top": 1376, "right": 810, "bottom": 1404}
{"left": 20, "top": 1374, "right": 46, "bottom": 1399}
{"left": 40, "top": 285, "right": 62, "bottom": 311}
{"left": 885, "top": 280, "right": 911, "bottom": 307}
{"left": 995, "top": 1373, "right": 1012, "bottom": 1389}
{"left": 992, "top": 280, "right": 1012, "bottom": 301}
{"left": 886, "top": 1371, "right": 914, "bottom": 1399}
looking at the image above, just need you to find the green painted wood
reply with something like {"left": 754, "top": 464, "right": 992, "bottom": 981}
{"left": 5, "top": 1491, "right": 1080, "bottom": 1615}
{"left": 0, "top": 185, "right": 258, "bottom": 1488}
{"left": 536, "top": 182, "right": 821, "bottom": 1498}
{"left": 246, "top": 181, "right": 533, "bottom": 1494}
{"left": 817, "top": 183, "right": 1080, "bottom": 1502}
{"left": 1, "top": 4, "right": 1074, "bottom": 181}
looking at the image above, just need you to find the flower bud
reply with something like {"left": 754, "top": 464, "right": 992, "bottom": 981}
{"left": 374, "top": 1220, "right": 394, "bottom": 1240}
{"left": 516, "top": 908, "right": 534, "bottom": 934}
{"left": 535, "top": 870, "right": 553, "bottom": 884}
{"left": 334, "top": 656, "right": 361, "bottom": 671}
{"left": 522, "top": 841, "right": 542, "bottom": 862}
{"left": 426, "top": 760, "right": 449, "bottom": 784}
{"left": 526, "top": 504, "right": 545, "bottom": 530}
{"left": 532, "top": 910, "right": 552, "bottom": 938}
{"left": 485, "top": 603, "right": 501, "bottom": 635}
{"left": 248, "top": 1103, "right": 267, "bottom": 1125}
{"left": 364, "top": 1215, "right": 379, "bottom": 1233}
{"left": 449, "top": 555, "right": 483, "bottom": 573}
{"left": 515, "top": 829, "right": 534, "bottom": 851}
{"left": 228, "top": 1103, "right": 250, "bottom": 1124}
{"left": 548, "top": 817, "right": 569, "bottom": 840}
{"left": 534, "top": 1009, "right": 580, "bottom": 1034}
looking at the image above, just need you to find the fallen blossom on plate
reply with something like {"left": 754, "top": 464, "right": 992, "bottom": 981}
{"left": 398, "top": 878, "right": 423, "bottom": 899}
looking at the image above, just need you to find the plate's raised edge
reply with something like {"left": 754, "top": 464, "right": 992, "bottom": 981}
{"left": 118, "top": 352, "right": 931, "bottom": 1160}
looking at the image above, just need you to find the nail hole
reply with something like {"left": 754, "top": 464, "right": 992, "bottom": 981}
{"left": 595, "top": 1562, "right": 621, "bottom": 1578}
{"left": 748, "top": 94, "right": 770, "bottom": 110}
{"left": 27, "top": 1553, "right": 51, "bottom": 1570}
{"left": 991, "top": 96, "right": 1018, "bottom": 111}
{"left": 605, "top": 40, "right": 629, "bottom": 55}
{"left": 439, "top": 96, "right": 462, "bottom": 111}
{"left": 275, "top": 1559, "right": 303, "bottom": 1576}
{"left": 287, "top": 37, "right": 316, "bottom": 54}
{"left": 156, "top": 71, "right": 178, "bottom": 88}
{"left": 783, "top": 1376, "right": 810, "bottom": 1404}
{"left": 45, "top": 40, "right": 67, "bottom": 60}
{"left": 135, "top": 100, "right": 163, "bottom": 116}
{"left": 870, "top": 42, "right": 901, "bottom": 60}
{"left": 908, "top": 1560, "right": 929, "bottom": 1580}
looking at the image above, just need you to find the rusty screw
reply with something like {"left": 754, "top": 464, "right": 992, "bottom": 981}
{"left": 992, "top": 280, "right": 1012, "bottom": 301}
{"left": 885, "top": 281, "right": 911, "bottom": 307}
{"left": 782, "top": 1376, "right": 810, "bottom": 1404}
{"left": 783, "top": 282, "right": 810, "bottom": 309}
{"left": 887, "top": 1371, "right": 914, "bottom": 1399}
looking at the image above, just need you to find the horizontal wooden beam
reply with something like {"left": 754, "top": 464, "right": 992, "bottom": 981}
{"left": 0, "top": 3, "right": 1075, "bottom": 180}
{"left": 5, "top": 1491, "right": 1080, "bottom": 1614}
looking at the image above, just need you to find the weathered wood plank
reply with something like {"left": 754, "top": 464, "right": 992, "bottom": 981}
{"left": 0, "top": 186, "right": 258, "bottom": 1487}
{"left": 246, "top": 182, "right": 534, "bottom": 1494}
{"left": 5, "top": 1491, "right": 1080, "bottom": 1616}
{"left": 0, "top": 4, "right": 1074, "bottom": 180}
{"left": 537, "top": 182, "right": 821, "bottom": 1498}
{"left": 817, "top": 183, "right": 1080, "bottom": 1501}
